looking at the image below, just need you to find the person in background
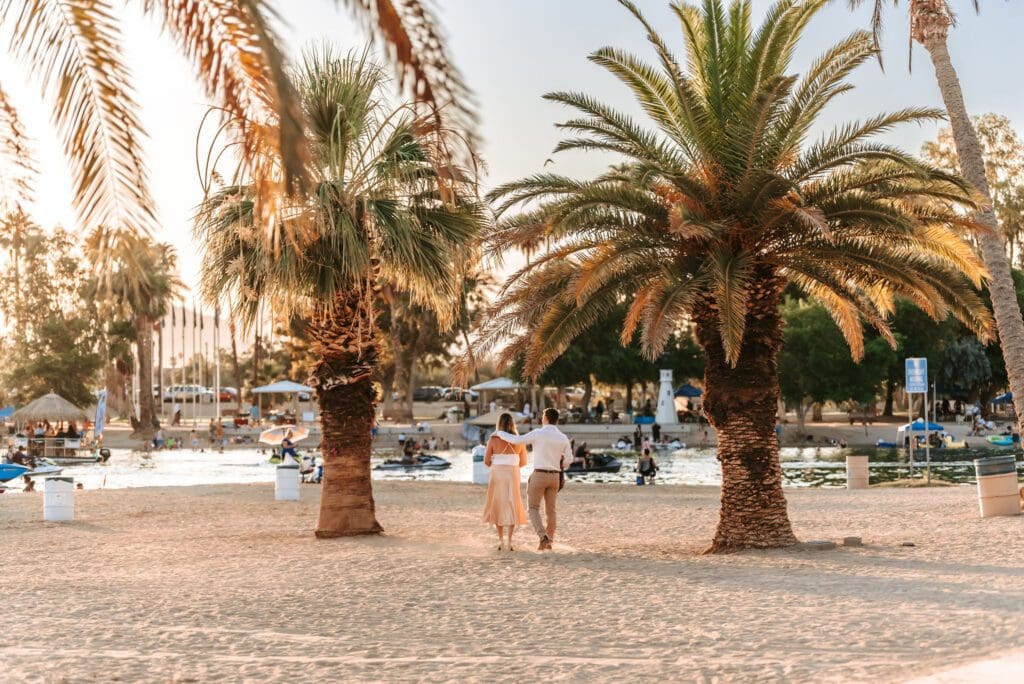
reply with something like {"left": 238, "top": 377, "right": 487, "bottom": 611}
{"left": 637, "top": 448, "right": 658, "bottom": 484}
{"left": 66, "top": 422, "right": 79, "bottom": 439}
{"left": 573, "top": 441, "right": 590, "bottom": 469}
{"left": 633, "top": 425, "right": 643, "bottom": 451}
{"left": 651, "top": 422, "right": 661, "bottom": 443}
{"left": 190, "top": 429, "right": 199, "bottom": 451}
{"left": 427, "top": 437, "right": 438, "bottom": 451}
{"left": 172, "top": 402, "right": 182, "bottom": 426}
{"left": 281, "top": 430, "right": 298, "bottom": 463}
{"left": 595, "top": 400, "right": 605, "bottom": 423}
{"left": 22, "top": 475, "right": 35, "bottom": 493}
{"left": 10, "top": 447, "right": 35, "bottom": 468}
{"left": 33, "top": 422, "right": 44, "bottom": 437}
{"left": 401, "top": 438, "right": 417, "bottom": 465}
{"left": 153, "top": 428, "right": 165, "bottom": 449}
{"left": 248, "top": 402, "right": 259, "bottom": 427}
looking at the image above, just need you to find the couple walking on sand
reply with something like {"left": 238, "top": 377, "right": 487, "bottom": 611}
{"left": 481, "top": 407, "right": 572, "bottom": 551}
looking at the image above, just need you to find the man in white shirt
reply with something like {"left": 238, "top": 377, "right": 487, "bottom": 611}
{"left": 495, "top": 407, "right": 572, "bottom": 550}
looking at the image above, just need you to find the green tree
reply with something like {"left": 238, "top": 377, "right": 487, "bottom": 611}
{"left": 851, "top": 0, "right": 1024, "bottom": 438}
{"left": 922, "top": 114, "right": 1024, "bottom": 262}
{"left": 938, "top": 337, "right": 991, "bottom": 402}
{"left": 0, "top": 216, "right": 102, "bottom": 407}
{"left": 85, "top": 229, "right": 183, "bottom": 437}
{"left": 778, "top": 299, "right": 896, "bottom": 431}
{"left": 197, "top": 49, "right": 486, "bottom": 538}
{"left": 477, "top": 0, "right": 993, "bottom": 552}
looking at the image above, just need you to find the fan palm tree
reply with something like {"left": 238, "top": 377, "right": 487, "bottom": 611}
{"left": 476, "top": 0, "right": 994, "bottom": 552}
{"left": 0, "top": 0, "right": 474, "bottom": 245}
{"left": 848, "top": 0, "right": 1024, "bottom": 434}
{"left": 196, "top": 48, "right": 486, "bottom": 537}
{"left": 86, "top": 228, "right": 184, "bottom": 436}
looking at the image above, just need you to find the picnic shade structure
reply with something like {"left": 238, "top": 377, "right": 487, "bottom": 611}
{"left": 469, "top": 377, "right": 524, "bottom": 415}
{"left": 674, "top": 383, "right": 703, "bottom": 398}
{"left": 251, "top": 381, "right": 315, "bottom": 424}
{"left": 12, "top": 392, "right": 89, "bottom": 424}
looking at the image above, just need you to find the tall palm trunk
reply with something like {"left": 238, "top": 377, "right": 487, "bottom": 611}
{"left": 308, "top": 287, "right": 383, "bottom": 538}
{"left": 915, "top": 10, "right": 1024, "bottom": 435}
{"left": 694, "top": 275, "right": 797, "bottom": 553}
{"left": 133, "top": 314, "right": 158, "bottom": 437}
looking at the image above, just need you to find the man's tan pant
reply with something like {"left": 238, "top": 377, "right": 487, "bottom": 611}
{"left": 527, "top": 471, "right": 560, "bottom": 539}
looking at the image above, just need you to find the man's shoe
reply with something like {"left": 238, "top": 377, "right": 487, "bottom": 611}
{"left": 538, "top": 535, "right": 551, "bottom": 551}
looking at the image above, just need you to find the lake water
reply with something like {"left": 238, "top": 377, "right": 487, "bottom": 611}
{"left": 8, "top": 444, "right": 1015, "bottom": 491}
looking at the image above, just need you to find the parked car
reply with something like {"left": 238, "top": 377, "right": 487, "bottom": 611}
{"left": 163, "top": 384, "right": 215, "bottom": 403}
{"left": 443, "top": 387, "right": 478, "bottom": 402}
{"left": 413, "top": 386, "right": 444, "bottom": 402}
{"left": 217, "top": 387, "right": 238, "bottom": 402}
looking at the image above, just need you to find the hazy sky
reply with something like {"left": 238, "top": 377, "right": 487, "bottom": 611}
{"left": 4, "top": 0, "right": 1024, "bottom": 299}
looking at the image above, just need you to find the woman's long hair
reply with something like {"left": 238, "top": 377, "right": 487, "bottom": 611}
{"left": 496, "top": 412, "right": 518, "bottom": 435}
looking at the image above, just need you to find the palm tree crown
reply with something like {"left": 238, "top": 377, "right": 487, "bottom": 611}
{"left": 197, "top": 47, "right": 483, "bottom": 335}
{"left": 481, "top": 0, "right": 993, "bottom": 378}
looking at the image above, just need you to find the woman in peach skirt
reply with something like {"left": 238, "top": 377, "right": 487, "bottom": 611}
{"left": 482, "top": 412, "right": 528, "bottom": 550}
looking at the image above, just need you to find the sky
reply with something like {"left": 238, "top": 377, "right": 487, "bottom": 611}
{"left": 3, "top": 0, "right": 1024, "bottom": 321}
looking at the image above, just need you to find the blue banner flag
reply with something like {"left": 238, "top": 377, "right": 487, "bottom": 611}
{"left": 94, "top": 390, "right": 108, "bottom": 439}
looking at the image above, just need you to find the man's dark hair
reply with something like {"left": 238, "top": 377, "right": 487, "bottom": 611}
{"left": 543, "top": 407, "right": 559, "bottom": 425}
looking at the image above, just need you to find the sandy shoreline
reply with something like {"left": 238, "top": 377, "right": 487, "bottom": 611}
{"left": 2, "top": 481, "right": 1023, "bottom": 682}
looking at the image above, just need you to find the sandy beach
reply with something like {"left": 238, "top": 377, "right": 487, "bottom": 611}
{"left": 2, "top": 481, "right": 1023, "bottom": 682}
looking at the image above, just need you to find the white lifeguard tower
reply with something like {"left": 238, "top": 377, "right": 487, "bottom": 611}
{"left": 656, "top": 370, "right": 679, "bottom": 426}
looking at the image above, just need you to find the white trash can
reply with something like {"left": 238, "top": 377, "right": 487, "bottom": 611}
{"left": 471, "top": 445, "right": 488, "bottom": 485}
{"left": 275, "top": 464, "right": 300, "bottom": 501}
{"left": 974, "top": 456, "right": 1020, "bottom": 518}
{"left": 846, "top": 455, "right": 869, "bottom": 490}
{"left": 43, "top": 477, "right": 75, "bottom": 522}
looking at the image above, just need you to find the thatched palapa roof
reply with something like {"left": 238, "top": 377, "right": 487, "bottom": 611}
{"left": 12, "top": 392, "right": 90, "bottom": 423}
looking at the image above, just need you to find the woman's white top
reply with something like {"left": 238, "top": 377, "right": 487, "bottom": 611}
{"left": 491, "top": 453, "right": 518, "bottom": 466}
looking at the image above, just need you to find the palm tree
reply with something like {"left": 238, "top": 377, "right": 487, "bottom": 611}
{"left": 196, "top": 48, "right": 485, "bottom": 537}
{"left": 0, "top": 1, "right": 473, "bottom": 243}
{"left": 477, "top": 0, "right": 994, "bottom": 552}
{"left": 86, "top": 228, "right": 184, "bottom": 437}
{"left": 849, "top": 0, "right": 1024, "bottom": 434}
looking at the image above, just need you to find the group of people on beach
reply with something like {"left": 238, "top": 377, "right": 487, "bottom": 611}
{"left": 23, "top": 420, "right": 81, "bottom": 439}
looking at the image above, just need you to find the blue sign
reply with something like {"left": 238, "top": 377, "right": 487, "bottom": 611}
{"left": 905, "top": 357, "right": 928, "bottom": 394}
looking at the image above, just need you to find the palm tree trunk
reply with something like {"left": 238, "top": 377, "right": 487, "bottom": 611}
{"left": 694, "top": 276, "right": 797, "bottom": 553}
{"left": 309, "top": 287, "right": 383, "bottom": 538}
{"left": 919, "top": 25, "right": 1024, "bottom": 436}
{"left": 883, "top": 372, "right": 896, "bottom": 417}
{"left": 581, "top": 375, "right": 593, "bottom": 420}
{"left": 133, "top": 314, "right": 158, "bottom": 437}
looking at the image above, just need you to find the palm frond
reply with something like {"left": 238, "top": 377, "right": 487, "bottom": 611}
{"left": 3, "top": 0, "right": 155, "bottom": 233}
{"left": 340, "top": 0, "right": 478, "bottom": 148}
{"left": 146, "top": 0, "right": 312, "bottom": 243}
{"left": 0, "top": 85, "right": 35, "bottom": 208}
